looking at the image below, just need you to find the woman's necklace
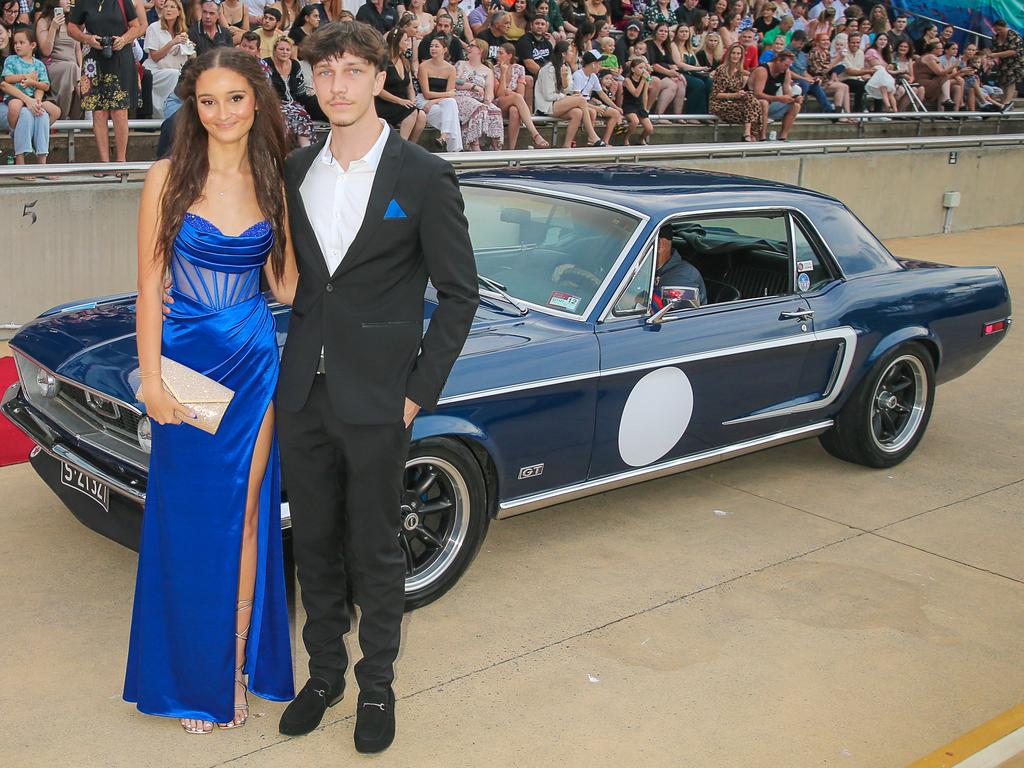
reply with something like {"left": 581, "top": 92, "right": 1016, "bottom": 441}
{"left": 206, "top": 174, "right": 245, "bottom": 199}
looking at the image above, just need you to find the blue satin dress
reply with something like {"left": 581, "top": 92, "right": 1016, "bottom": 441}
{"left": 123, "top": 212, "right": 295, "bottom": 721}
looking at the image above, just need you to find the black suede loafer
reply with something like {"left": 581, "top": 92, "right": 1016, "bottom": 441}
{"left": 279, "top": 677, "right": 344, "bottom": 736}
{"left": 353, "top": 687, "right": 396, "bottom": 754}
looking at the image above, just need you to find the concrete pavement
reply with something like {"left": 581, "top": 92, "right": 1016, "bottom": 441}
{"left": 0, "top": 226, "right": 1020, "bottom": 768}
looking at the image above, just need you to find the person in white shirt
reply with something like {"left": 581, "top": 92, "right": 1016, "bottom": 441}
{"left": 143, "top": 0, "right": 194, "bottom": 117}
{"left": 571, "top": 50, "right": 623, "bottom": 144}
{"left": 791, "top": 1, "right": 808, "bottom": 32}
{"left": 245, "top": 0, "right": 264, "bottom": 26}
{"left": 836, "top": 31, "right": 870, "bottom": 111}
{"left": 277, "top": 20, "right": 478, "bottom": 755}
{"left": 808, "top": 0, "right": 845, "bottom": 21}
{"left": 534, "top": 39, "right": 606, "bottom": 147}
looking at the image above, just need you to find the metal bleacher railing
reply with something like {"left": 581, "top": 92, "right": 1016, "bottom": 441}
{"left": 1, "top": 133, "right": 1021, "bottom": 182}
{"left": 12, "top": 108, "right": 1020, "bottom": 163}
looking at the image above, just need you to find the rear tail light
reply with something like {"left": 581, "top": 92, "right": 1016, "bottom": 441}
{"left": 983, "top": 319, "right": 1009, "bottom": 336}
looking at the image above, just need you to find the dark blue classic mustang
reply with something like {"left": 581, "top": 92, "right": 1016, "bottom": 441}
{"left": 3, "top": 166, "right": 1011, "bottom": 608}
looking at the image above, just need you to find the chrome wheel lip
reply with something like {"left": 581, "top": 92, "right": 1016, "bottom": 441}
{"left": 869, "top": 354, "right": 928, "bottom": 454}
{"left": 402, "top": 456, "right": 470, "bottom": 594}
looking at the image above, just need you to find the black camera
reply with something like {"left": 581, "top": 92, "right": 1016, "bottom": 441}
{"left": 98, "top": 36, "right": 115, "bottom": 59}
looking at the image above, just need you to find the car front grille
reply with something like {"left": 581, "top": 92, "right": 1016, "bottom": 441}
{"left": 58, "top": 385, "right": 141, "bottom": 441}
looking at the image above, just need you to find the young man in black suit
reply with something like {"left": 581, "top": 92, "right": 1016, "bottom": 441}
{"left": 275, "top": 20, "right": 479, "bottom": 753}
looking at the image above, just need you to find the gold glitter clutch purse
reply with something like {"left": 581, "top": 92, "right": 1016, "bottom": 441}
{"left": 136, "top": 356, "right": 235, "bottom": 435}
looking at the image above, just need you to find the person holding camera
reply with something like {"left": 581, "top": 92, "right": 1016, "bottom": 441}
{"left": 68, "top": 0, "right": 144, "bottom": 166}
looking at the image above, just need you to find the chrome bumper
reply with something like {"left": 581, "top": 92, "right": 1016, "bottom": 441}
{"left": 2, "top": 381, "right": 292, "bottom": 528}
{"left": 2, "top": 381, "right": 146, "bottom": 502}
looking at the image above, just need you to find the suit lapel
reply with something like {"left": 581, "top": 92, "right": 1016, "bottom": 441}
{"left": 330, "top": 130, "right": 405, "bottom": 282}
{"left": 290, "top": 135, "right": 331, "bottom": 282}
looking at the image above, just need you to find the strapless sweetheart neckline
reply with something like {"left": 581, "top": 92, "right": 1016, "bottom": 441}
{"left": 185, "top": 211, "right": 270, "bottom": 239}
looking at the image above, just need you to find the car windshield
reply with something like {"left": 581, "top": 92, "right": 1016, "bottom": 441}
{"left": 463, "top": 185, "right": 641, "bottom": 316}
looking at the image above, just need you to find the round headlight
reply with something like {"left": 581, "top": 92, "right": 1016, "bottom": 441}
{"left": 137, "top": 416, "right": 152, "bottom": 453}
{"left": 35, "top": 369, "right": 60, "bottom": 399}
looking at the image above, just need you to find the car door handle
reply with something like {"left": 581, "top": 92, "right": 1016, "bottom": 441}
{"left": 779, "top": 309, "right": 814, "bottom": 321}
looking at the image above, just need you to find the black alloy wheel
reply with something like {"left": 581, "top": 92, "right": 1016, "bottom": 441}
{"left": 400, "top": 439, "right": 489, "bottom": 610}
{"left": 820, "top": 341, "right": 936, "bottom": 468}
{"left": 869, "top": 354, "right": 929, "bottom": 454}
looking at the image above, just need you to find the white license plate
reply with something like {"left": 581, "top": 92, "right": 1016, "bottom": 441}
{"left": 60, "top": 462, "right": 109, "bottom": 512}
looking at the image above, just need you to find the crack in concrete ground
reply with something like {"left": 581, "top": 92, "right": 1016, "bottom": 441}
{"left": 705, "top": 474, "right": 1024, "bottom": 585}
{"left": 208, "top": 529, "right": 867, "bottom": 768}
{"left": 206, "top": 473, "right": 1022, "bottom": 768}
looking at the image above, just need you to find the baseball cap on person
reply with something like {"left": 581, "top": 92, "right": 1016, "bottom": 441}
{"left": 582, "top": 50, "right": 603, "bottom": 66}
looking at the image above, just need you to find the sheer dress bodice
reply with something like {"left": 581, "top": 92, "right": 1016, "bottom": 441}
{"left": 170, "top": 212, "right": 273, "bottom": 311}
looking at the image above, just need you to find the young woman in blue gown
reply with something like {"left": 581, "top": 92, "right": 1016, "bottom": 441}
{"left": 127, "top": 47, "right": 298, "bottom": 734}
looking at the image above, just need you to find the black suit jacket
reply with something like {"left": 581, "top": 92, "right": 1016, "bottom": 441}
{"left": 277, "top": 130, "right": 479, "bottom": 424}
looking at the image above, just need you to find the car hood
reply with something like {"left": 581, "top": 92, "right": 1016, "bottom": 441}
{"left": 11, "top": 292, "right": 545, "bottom": 405}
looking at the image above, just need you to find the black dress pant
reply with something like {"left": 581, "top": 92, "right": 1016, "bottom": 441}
{"left": 137, "top": 69, "right": 154, "bottom": 119}
{"left": 279, "top": 374, "right": 410, "bottom": 695}
{"left": 845, "top": 78, "right": 867, "bottom": 112}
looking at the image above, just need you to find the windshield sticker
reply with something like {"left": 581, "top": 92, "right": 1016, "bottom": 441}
{"left": 797, "top": 273, "right": 811, "bottom": 292}
{"left": 548, "top": 291, "right": 581, "bottom": 312}
{"left": 797, "top": 260, "right": 814, "bottom": 272}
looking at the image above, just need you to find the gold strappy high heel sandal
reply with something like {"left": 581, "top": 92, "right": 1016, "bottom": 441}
{"left": 219, "top": 599, "right": 252, "bottom": 730}
{"left": 181, "top": 718, "right": 214, "bottom": 735}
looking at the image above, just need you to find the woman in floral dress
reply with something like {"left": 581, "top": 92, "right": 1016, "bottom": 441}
{"left": 67, "top": 0, "right": 143, "bottom": 165}
{"left": 453, "top": 39, "right": 504, "bottom": 150}
{"left": 990, "top": 19, "right": 1023, "bottom": 104}
{"left": 709, "top": 41, "right": 764, "bottom": 141}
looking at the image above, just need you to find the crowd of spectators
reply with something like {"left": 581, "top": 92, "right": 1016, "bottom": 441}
{"left": 1, "top": 0, "right": 1022, "bottom": 168}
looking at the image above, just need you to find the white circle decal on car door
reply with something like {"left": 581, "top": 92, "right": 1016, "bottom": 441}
{"left": 618, "top": 367, "right": 694, "bottom": 467}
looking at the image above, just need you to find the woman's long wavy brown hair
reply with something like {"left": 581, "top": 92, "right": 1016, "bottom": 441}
{"left": 156, "top": 48, "right": 290, "bottom": 281}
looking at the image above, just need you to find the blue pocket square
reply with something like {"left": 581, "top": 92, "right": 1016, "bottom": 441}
{"left": 384, "top": 199, "right": 407, "bottom": 219}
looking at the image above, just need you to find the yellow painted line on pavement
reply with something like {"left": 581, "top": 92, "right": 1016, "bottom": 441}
{"left": 907, "top": 703, "right": 1024, "bottom": 768}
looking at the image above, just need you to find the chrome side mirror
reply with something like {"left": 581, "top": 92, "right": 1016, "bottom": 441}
{"left": 645, "top": 286, "right": 700, "bottom": 325}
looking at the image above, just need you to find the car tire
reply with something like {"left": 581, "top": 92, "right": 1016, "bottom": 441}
{"left": 819, "top": 341, "right": 936, "bottom": 469}
{"left": 401, "top": 438, "right": 490, "bottom": 611}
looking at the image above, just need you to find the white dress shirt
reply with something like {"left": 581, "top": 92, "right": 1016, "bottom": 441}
{"left": 570, "top": 69, "right": 603, "bottom": 99}
{"left": 808, "top": 1, "right": 847, "bottom": 21}
{"left": 300, "top": 120, "right": 391, "bottom": 277}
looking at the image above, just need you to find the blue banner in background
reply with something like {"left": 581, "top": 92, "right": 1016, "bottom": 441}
{"left": 892, "top": 2, "right": 1024, "bottom": 37}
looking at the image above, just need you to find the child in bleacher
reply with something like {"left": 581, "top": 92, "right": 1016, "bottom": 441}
{"left": 598, "top": 36, "right": 622, "bottom": 77}
{"left": 2, "top": 28, "right": 61, "bottom": 174}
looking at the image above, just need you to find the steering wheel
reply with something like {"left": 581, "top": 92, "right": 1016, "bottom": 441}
{"left": 552, "top": 264, "right": 603, "bottom": 293}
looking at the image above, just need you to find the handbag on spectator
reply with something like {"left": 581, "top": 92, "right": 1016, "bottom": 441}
{"left": 135, "top": 356, "right": 235, "bottom": 435}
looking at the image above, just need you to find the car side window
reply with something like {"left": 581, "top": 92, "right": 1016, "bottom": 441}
{"left": 662, "top": 213, "right": 791, "bottom": 311}
{"left": 791, "top": 216, "right": 836, "bottom": 293}
{"left": 612, "top": 247, "right": 655, "bottom": 317}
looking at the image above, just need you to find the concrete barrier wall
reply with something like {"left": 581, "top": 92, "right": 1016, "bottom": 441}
{"left": 2, "top": 146, "right": 1022, "bottom": 326}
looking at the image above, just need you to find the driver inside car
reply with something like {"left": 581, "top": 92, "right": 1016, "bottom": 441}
{"left": 652, "top": 225, "right": 707, "bottom": 310}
